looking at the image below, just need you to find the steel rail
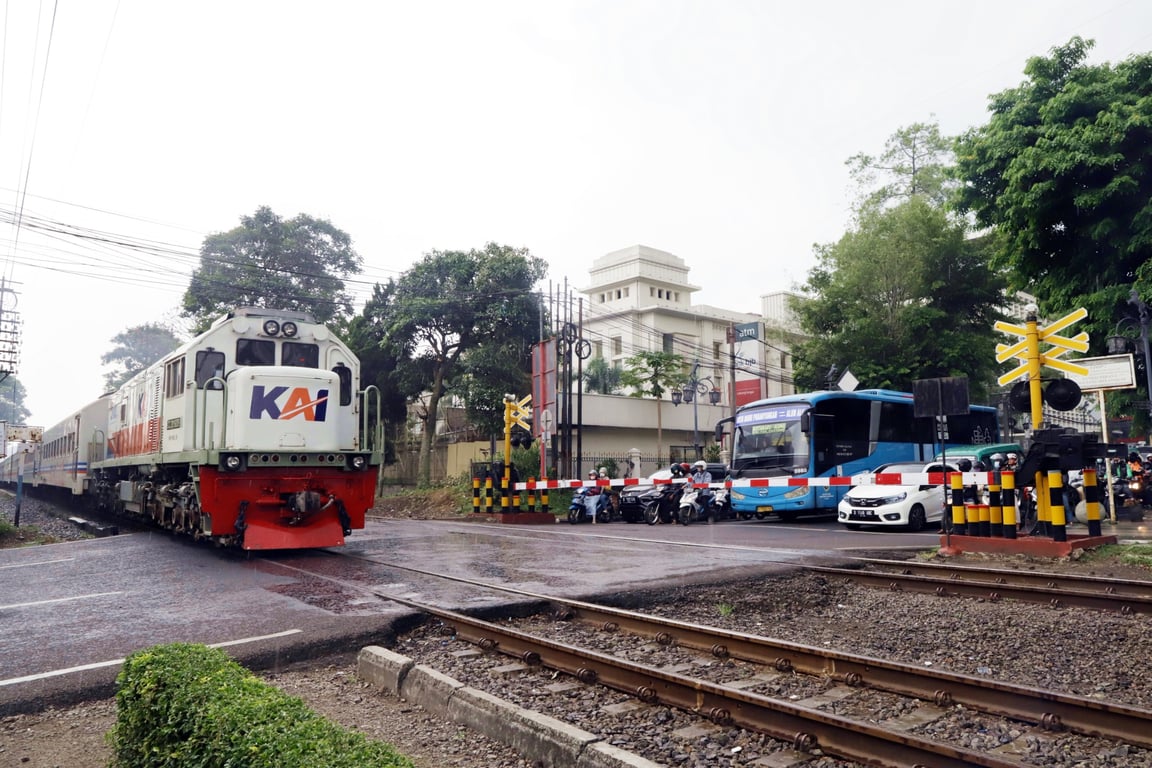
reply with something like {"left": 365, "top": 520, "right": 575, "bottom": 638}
{"left": 375, "top": 589, "right": 1028, "bottom": 768}
{"left": 339, "top": 553, "right": 1152, "bottom": 749}
{"left": 850, "top": 557, "right": 1152, "bottom": 598}
{"left": 810, "top": 565, "right": 1152, "bottom": 615}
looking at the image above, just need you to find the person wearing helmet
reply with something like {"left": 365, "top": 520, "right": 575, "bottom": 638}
{"left": 582, "top": 469, "right": 605, "bottom": 521}
{"left": 990, "top": 453, "right": 1006, "bottom": 470}
{"left": 689, "top": 460, "right": 715, "bottom": 522}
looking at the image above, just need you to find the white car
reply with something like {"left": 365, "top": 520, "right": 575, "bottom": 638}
{"left": 837, "top": 461, "right": 953, "bottom": 532}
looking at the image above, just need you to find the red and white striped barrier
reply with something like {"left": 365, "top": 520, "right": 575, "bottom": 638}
{"left": 512, "top": 471, "right": 1001, "bottom": 492}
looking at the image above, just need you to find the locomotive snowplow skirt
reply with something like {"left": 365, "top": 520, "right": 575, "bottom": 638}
{"left": 242, "top": 517, "right": 346, "bottom": 550}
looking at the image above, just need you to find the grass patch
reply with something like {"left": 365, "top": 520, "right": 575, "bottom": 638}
{"left": 0, "top": 519, "right": 60, "bottom": 548}
{"left": 716, "top": 602, "right": 735, "bottom": 617}
{"left": 1076, "top": 543, "right": 1152, "bottom": 569}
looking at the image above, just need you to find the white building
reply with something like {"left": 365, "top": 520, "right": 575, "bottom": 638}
{"left": 556, "top": 244, "right": 802, "bottom": 476}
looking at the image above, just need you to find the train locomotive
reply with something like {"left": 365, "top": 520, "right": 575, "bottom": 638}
{"left": 1, "top": 307, "right": 382, "bottom": 550}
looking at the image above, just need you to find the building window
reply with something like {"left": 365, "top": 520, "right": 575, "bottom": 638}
{"left": 594, "top": 341, "right": 602, "bottom": 358}
{"left": 674, "top": 292, "right": 680, "bottom": 302}
{"left": 658, "top": 289, "right": 664, "bottom": 299}
{"left": 623, "top": 287, "right": 629, "bottom": 297}
{"left": 662, "top": 333, "right": 675, "bottom": 353}
{"left": 616, "top": 289, "right": 621, "bottom": 299}
{"left": 612, "top": 336, "right": 622, "bottom": 355}
{"left": 650, "top": 287, "right": 655, "bottom": 297}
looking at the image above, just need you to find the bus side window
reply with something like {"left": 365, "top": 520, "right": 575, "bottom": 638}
{"left": 333, "top": 363, "right": 352, "bottom": 406}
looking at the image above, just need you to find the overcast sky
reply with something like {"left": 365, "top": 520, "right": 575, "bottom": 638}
{"left": 2, "top": 1, "right": 1151, "bottom": 427}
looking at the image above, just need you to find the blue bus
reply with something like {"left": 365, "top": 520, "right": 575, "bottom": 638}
{"left": 718, "top": 389, "right": 998, "bottom": 521}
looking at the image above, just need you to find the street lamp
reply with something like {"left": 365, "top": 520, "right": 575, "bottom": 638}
{"left": 1106, "top": 288, "right": 1152, "bottom": 416}
{"left": 671, "top": 360, "right": 722, "bottom": 460}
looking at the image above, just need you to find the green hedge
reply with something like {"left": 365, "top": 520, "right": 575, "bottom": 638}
{"left": 108, "top": 643, "right": 414, "bottom": 768}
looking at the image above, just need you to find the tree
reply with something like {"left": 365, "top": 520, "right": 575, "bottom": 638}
{"left": 183, "top": 206, "right": 362, "bottom": 332}
{"left": 356, "top": 243, "right": 546, "bottom": 487}
{"left": 791, "top": 198, "right": 1004, "bottom": 400}
{"left": 581, "top": 356, "right": 621, "bottom": 395}
{"left": 101, "top": 323, "right": 183, "bottom": 391}
{"left": 619, "top": 350, "right": 687, "bottom": 461}
{"left": 952, "top": 37, "right": 1152, "bottom": 341}
{"left": 0, "top": 376, "right": 31, "bottom": 425}
{"left": 846, "top": 120, "right": 955, "bottom": 213}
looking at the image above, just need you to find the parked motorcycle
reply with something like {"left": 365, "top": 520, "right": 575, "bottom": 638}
{"left": 568, "top": 487, "right": 612, "bottom": 524}
{"left": 643, "top": 482, "right": 685, "bottom": 525}
{"left": 677, "top": 486, "right": 713, "bottom": 525}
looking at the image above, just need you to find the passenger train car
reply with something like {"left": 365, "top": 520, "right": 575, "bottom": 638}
{"left": 0, "top": 307, "right": 382, "bottom": 550}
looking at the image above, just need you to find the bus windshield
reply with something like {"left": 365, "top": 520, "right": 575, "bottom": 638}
{"left": 731, "top": 403, "right": 810, "bottom": 475}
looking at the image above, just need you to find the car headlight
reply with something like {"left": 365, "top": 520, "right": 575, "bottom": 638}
{"left": 731, "top": 490, "right": 746, "bottom": 501}
{"left": 878, "top": 492, "right": 908, "bottom": 505}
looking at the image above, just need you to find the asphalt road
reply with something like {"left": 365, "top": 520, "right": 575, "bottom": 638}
{"left": 0, "top": 515, "right": 931, "bottom": 715}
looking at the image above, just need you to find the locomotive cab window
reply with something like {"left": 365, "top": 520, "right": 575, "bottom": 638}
{"left": 282, "top": 342, "right": 319, "bottom": 368}
{"left": 334, "top": 363, "right": 352, "bottom": 405}
{"left": 236, "top": 339, "right": 275, "bottom": 366}
{"left": 195, "top": 350, "right": 226, "bottom": 390}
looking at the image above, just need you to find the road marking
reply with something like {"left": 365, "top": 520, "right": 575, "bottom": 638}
{"left": 0, "top": 557, "right": 75, "bottom": 569}
{"left": 0, "top": 629, "right": 304, "bottom": 687}
{"left": 0, "top": 591, "right": 122, "bottom": 610}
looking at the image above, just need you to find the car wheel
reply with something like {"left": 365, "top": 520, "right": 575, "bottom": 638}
{"left": 907, "top": 505, "right": 926, "bottom": 532}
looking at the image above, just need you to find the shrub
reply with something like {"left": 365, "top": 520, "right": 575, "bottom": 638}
{"left": 108, "top": 643, "right": 413, "bottom": 768}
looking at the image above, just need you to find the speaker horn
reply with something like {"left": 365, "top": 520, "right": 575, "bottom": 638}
{"left": 1043, "top": 378, "right": 1083, "bottom": 411}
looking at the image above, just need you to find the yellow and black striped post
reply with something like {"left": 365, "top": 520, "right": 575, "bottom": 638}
{"left": 1001, "top": 471, "right": 1017, "bottom": 539}
{"left": 1083, "top": 468, "right": 1102, "bottom": 537}
{"left": 1047, "top": 469, "right": 1067, "bottom": 542}
{"left": 988, "top": 480, "right": 1003, "bottom": 538}
{"left": 975, "top": 503, "right": 989, "bottom": 537}
{"left": 950, "top": 472, "right": 966, "bottom": 535}
{"left": 484, "top": 474, "right": 494, "bottom": 514}
{"left": 472, "top": 476, "right": 481, "bottom": 513}
{"left": 541, "top": 484, "right": 550, "bottom": 515}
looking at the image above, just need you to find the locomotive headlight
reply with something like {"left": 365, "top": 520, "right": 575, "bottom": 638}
{"left": 281, "top": 321, "right": 298, "bottom": 338}
{"left": 350, "top": 455, "right": 366, "bottom": 470}
{"left": 224, "top": 455, "right": 243, "bottom": 471}
{"left": 262, "top": 319, "right": 280, "bottom": 336}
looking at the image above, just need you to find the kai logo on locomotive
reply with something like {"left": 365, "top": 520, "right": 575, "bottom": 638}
{"left": 249, "top": 386, "right": 329, "bottom": 421}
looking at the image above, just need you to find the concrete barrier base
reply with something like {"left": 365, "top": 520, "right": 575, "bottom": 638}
{"left": 938, "top": 532, "right": 1118, "bottom": 557}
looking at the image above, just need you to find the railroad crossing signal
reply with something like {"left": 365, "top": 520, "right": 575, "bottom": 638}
{"left": 506, "top": 394, "right": 532, "bottom": 431}
{"left": 995, "top": 308, "right": 1090, "bottom": 385}
{"left": 995, "top": 307, "right": 1090, "bottom": 429}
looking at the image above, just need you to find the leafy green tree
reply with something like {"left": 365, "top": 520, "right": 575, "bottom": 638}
{"left": 101, "top": 323, "right": 183, "bottom": 391}
{"left": 847, "top": 120, "right": 955, "bottom": 213}
{"left": 183, "top": 206, "right": 362, "bottom": 332}
{"left": 792, "top": 198, "right": 1004, "bottom": 400}
{"left": 619, "top": 350, "right": 687, "bottom": 460}
{"left": 581, "top": 356, "right": 621, "bottom": 395}
{"left": 357, "top": 243, "right": 546, "bottom": 487}
{"left": 0, "top": 376, "right": 31, "bottom": 425}
{"left": 952, "top": 36, "right": 1152, "bottom": 342}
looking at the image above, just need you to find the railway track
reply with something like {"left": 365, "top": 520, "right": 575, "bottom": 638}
{"left": 263, "top": 551, "right": 1152, "bottom": 767}
{"left": 818, "top": 557, "right": 1152, "bottom": 614}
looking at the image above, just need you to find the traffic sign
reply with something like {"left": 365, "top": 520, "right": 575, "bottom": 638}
{"left": 995, "top": 308, "right": 1089, "bottom": 386}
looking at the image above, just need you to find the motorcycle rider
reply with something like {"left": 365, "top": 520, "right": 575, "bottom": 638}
{"left": 688, "top": 460, "right": 715, "bottom": 522}
{"left": 583, "top": 469, "right": 605, "bottom": 521}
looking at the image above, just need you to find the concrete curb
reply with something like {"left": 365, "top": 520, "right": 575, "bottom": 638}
{"left": 357, "top": 645, "right": 662, "bottom": 768}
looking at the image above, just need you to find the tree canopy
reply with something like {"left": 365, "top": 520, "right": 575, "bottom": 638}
{"left": 847, "top": 121, "right": 956, "bottom": 213}
{"left": 952, "top": 36, "right": 1152, "bottom": 343}
{"left": 0, "top": 376, "right": 31, "bottom": 426}
{"left": 792, "top": 198, "right": 1004, "bottom": 400}
{"left": 357, "top": 243, "right": 546, "bottom": 486}
{"left": 619, "top": 350, "right": 687, "bottom": 460}
{"left": 183, "top": 206, "right": 362, "bottom": 332}
{"left": 101, "top": 322, "right": 183, "bottom": 391}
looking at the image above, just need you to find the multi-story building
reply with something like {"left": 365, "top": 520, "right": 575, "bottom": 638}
{"left": 559, "top": 244, "right": 802, "bottom": 477}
